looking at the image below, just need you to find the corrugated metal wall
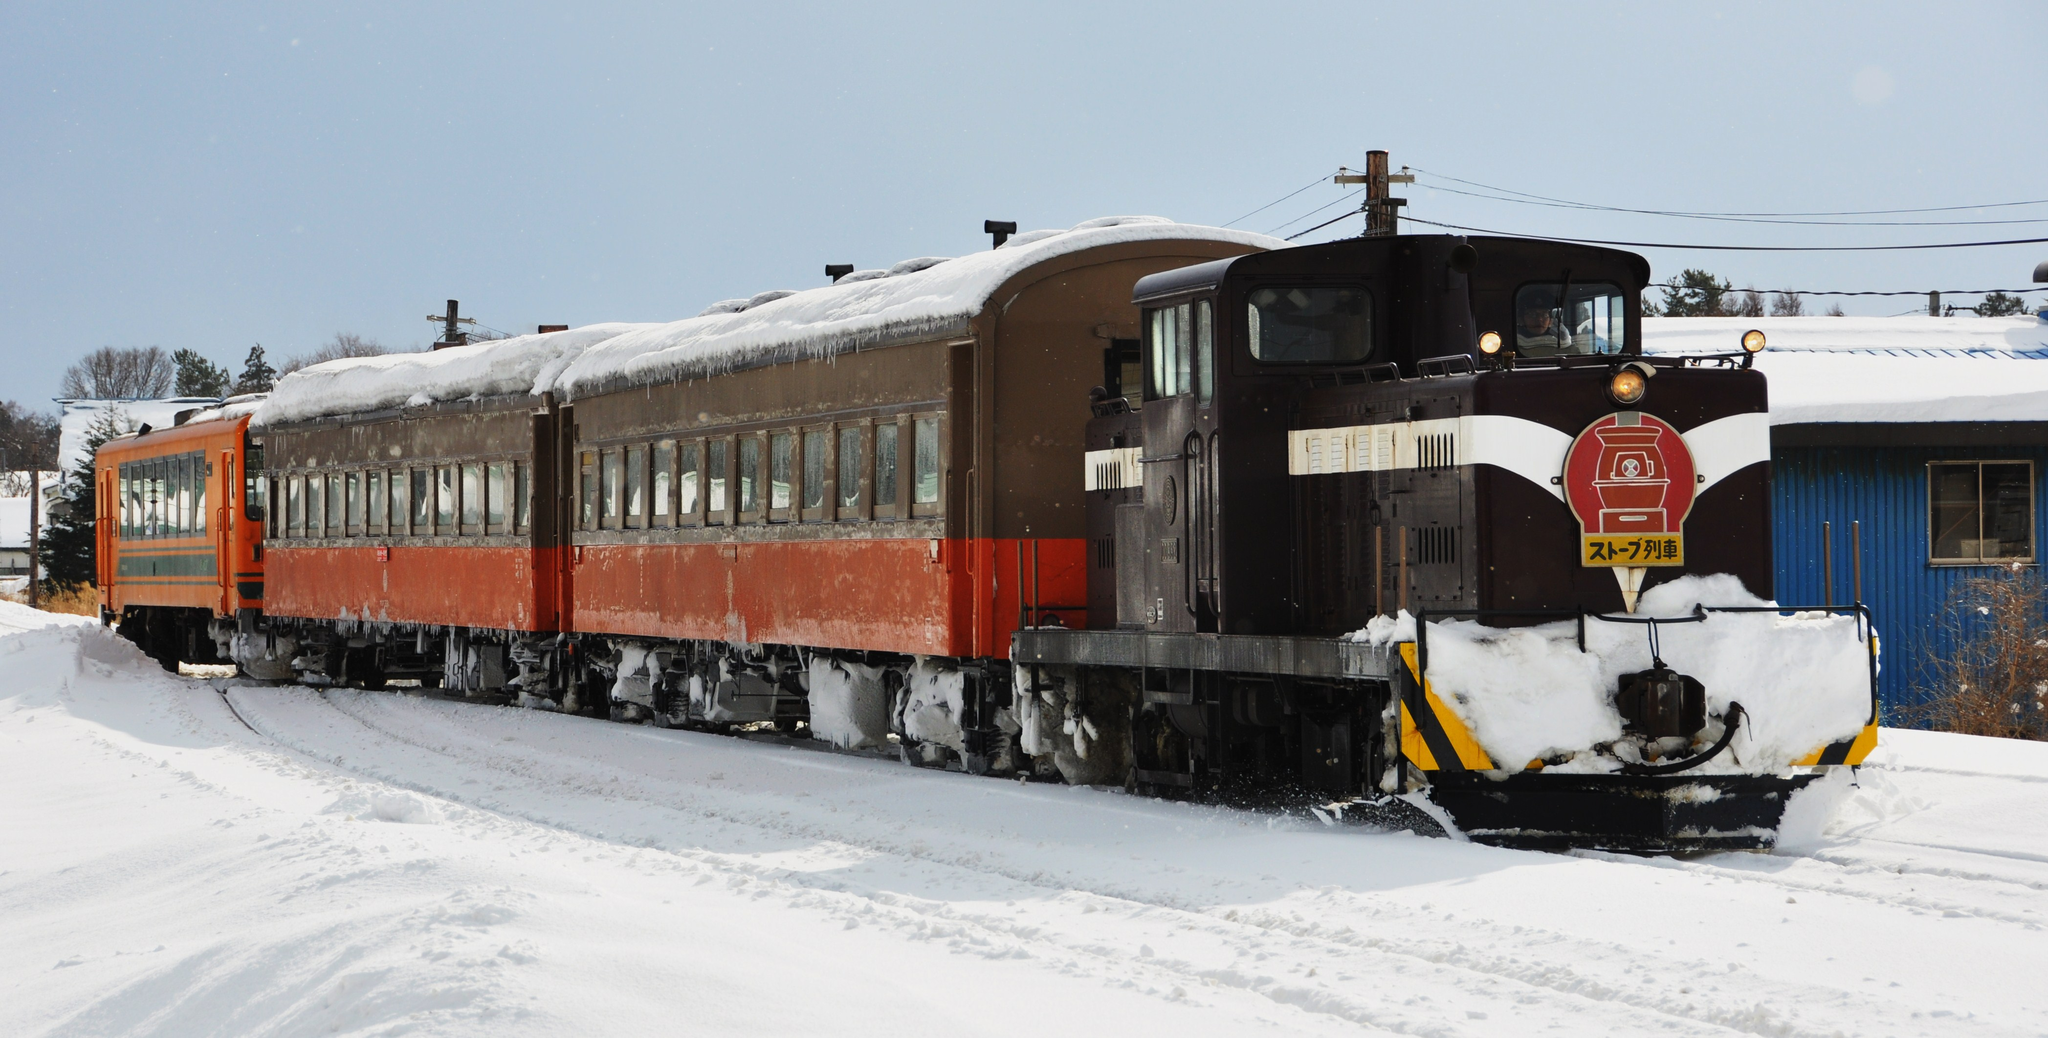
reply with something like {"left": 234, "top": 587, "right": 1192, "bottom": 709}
{"left": 1772, "top": 444, "right": 2048, "bottom": 713}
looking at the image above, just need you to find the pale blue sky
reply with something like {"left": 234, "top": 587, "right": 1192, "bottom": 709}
{"left": 4, "top": 1, "right": 2044, "bottom": 402}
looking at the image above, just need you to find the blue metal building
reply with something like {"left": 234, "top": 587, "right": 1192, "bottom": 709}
{"left": 1648, "top": 314, "right": 2048, "bottom": 718}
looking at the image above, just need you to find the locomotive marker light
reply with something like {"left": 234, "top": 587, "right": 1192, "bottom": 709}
{"left": 1605, "top": 363, "right": 1651, "bottom": 406}
{"left": 1741, "top": 328, "right": 1767, "bottom": 353}
{"left": 1477, "top": 330, "right": 1502, "bottom": 355}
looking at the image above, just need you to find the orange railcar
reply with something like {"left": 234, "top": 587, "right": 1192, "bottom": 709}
{"left": 95, "top": 411, "right": 264, "bottom": 669}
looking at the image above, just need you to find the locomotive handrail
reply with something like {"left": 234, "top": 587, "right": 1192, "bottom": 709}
{"left": 1416, "top": 354, "right": 1477, "bottom": 377}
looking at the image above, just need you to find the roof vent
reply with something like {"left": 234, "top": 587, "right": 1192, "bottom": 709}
{"left": 538, "top": 324, "right": 568, "bottom": 333}
{"left": 826, "top": 264, "right": 854, "bottom": 282}
{"left": 984, "top": 220, "right": 1017, "bottom": 248}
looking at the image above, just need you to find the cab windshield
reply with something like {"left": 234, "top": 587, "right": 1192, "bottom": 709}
{"left": 1245, "top": 286, "right": 1373, "bottom": 364}
{"left": 1514, "top": 282, "right": 1626, "bottom": 356}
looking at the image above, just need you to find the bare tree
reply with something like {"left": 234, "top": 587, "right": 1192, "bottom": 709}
{"left": 1825, "top": 302, "right": 1847, "bottom": 317}
{"left": 280, "top": 333, "right": 400, "bottom": 375}
{"left": 1730, "top": 287, "right": 1766, "bottom": 318}
{"left": 1769, "top": 291, "right": 1806, "bottom": 316}
{"left": 59, "top": 346, "right": 174, "bottom": 399}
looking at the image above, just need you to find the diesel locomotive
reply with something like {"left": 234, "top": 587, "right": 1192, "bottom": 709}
{"left": 94, "top": 216, "right": 1877, "bottom": 850}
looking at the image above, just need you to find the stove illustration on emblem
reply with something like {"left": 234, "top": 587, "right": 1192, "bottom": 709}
{"left": 1561, "top": 412, "right": 1697, "bottom": 567}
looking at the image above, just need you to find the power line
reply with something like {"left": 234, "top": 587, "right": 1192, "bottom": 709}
{"left": 1413, "top": 179, "right": 2048, "bottom": 227}
{"left": 1221, "top": 172, "right": 1332, "bottom": 228}
{"left": 1652, "top": 285, "right": 2042, "bottom": 298}
{"left": 1408, "top": 167, "right": 2048, "bottom": 220}
{"left": 1284, "top": 207, "right": 1367, "bottom": 241}
{"left": 1264, "top": 188, "right": 1364, "bottom": 236}
{"left": 1399, "top": 214, "right": 2048, "bottom": 252}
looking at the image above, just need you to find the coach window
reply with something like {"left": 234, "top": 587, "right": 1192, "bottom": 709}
{"left": 599, "top": 450, "right": 622, "bottom": 529}
{"left": 346, "top": 472, "right": 363, "bottom": 535}
{"left": 769, "top": 431, "right": 794, "bottom": 520}
{"left": 677, "top": 441, "right": 700, "bottom": 525}
{"left": 195, "top": 454, "right": 210, "bottom": 535}
{"left": 706, "top": 439, "right": 729, "bottom": 524}
{"left": 1246, "top": 286, "right": 1373, "bottom": 364}
{"left": 487, "top": 462, "right": 507, "bottom": 533}
{"left": 873, "top": 421, "right": 900, "bottom": 520}
{"left": 738, "top": 435, "right": 761, "bottom": 519}
{"left": 307, "top": 473, "right": 326, "bottom": 538}
{"left": 802, "top": 428, "right": 828, "bottom": 521}
{"left": 435, "top": 464, "right": 456, "bottom": 535}
{"left": 327, "top": 472, "right": 345, "bottom": 537}
{"left": 578, "top": 451, "right": 598, "bottom": 530}
{"left": 389, "top": 469, "right": 409, "bottom": 536}
{"left": 268, "top": 476, "right": 282, "bottom": 538}
{"left": 513, "top": 461, "right": 531, "bottom": 533}
{"left": 1195, "top": 300, "right": 1216, "bottom": 404}
{"left": 1930, "top": 461, "right": 2035, "bottom": 564}
{"left": 165, "top": 456, "right": 183, "bottom": 538}
{"left": 407, "top": 469, "right": 429, "bottom": 535}
{"left": 286, "top": 474, "right": 303, "bottom": 537}
{"left": 913, "top": 417, "right": 941, "bottom": 515}
{"left": 837, "top": 426, "right": 865, "bottom": 518}
{"left": 366, "top": 470, "right": 385, "bottom": 533}
{"left": 624, "top": 446, "right": 646, "bottom": 528}
{"left": 652, "top": 441, "right": 674, "bottom": 527}
{"left": 461, "top": 462, "right": 484, "bottom": 534}
{"left": 140, "top": 463, "right": 155, "bottom": 537}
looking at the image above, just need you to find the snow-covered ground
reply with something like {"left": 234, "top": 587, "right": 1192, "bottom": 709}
{"left": 3, "top": 601, "right": 2044, "bottom": 1037}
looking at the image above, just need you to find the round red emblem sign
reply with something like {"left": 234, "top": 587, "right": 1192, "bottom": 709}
{"left": 1562, "top": 412, "right": 1696, "bottom": 567}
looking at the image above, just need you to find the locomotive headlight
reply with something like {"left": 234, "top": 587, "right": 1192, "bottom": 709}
{"left": 1607, "top": 367, "right": 1648, "bottom": 406}
{"left": 1478, "top": 330, "right": 1503, "bottom": 355}
{"left": 1742, "top": 328, "right": 1768, "bottom": 353}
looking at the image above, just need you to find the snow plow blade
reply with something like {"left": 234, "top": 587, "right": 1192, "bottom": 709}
{"left": 1426, "top": 772, "right": 1822, "bottom": 852}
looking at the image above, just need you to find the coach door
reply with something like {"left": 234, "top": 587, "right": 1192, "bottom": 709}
{"left": 1141, "top": 299, "right": 1218, "bottom": 634}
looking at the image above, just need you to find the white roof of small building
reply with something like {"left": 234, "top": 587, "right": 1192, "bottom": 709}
{"left": 56, "top": 398, "right": 218, "bottom": 474}
{"left": 0, "top": 496, "right": 31, "bottom": 550}
{"left": 254, "top": 217, "right": 1284, "bottom": 427}
{"left": 1643, "top": 315, "right": 2048, "bottom": 425}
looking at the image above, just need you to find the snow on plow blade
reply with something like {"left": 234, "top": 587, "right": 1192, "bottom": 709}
{"left": 1425, "top": 772, "right": 1822, "bottom": 852}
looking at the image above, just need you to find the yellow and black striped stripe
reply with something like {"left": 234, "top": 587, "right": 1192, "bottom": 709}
{"left": 1395, "top": 643, "right": 1494, "bottom": 772}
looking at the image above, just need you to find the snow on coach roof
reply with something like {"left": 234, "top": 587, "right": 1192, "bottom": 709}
{"left": 253, "top": 217, "right": 1283, "bottom": 427}
{"left": 1643, "top": 315, "right": 2048, "bottom": 425}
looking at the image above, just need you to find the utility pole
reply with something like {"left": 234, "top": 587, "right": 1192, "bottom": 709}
{"left": 28, "top": 466, "right": 39, "bottom": 610}
{"left": 1335, "top": 150, "right": 1415, "bottom": 237}
{"left": 427, "top": 299, "right": 476, "bottom": 350}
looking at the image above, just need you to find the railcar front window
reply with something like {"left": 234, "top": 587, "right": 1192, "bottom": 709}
{"left": 1246, "top": 286, "right": 1372, "bottom": 364}
{"left": 1513, "top": 282, "right": 1626, "bottom": 356}
{"left": 1930, "top": 461, "right": 2035, "bottom": 564}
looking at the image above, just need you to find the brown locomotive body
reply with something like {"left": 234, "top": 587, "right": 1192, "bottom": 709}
{"left": 98, "top": 222, "right": 1877, "bottom": 850}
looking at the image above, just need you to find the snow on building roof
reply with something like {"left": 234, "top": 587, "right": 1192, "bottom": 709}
{"left": 1643, "top": 315, "right": 2048, "bottom": 425}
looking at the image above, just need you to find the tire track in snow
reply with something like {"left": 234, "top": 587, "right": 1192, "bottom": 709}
{"left": 250, "top": 685, "right": 1971, "bottom": 1038}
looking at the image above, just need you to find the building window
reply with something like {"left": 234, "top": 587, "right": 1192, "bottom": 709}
{"left": 1930, "top": 461, "right": 2035, "bottom": 564}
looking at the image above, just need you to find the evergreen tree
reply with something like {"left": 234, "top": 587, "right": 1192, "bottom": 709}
{"left": 1976, "top": 292, "right": 2030, "bottom": 317}
{"left": 1657, "top": 269, "right": 1735, "bottom": 317}
{"left": 233, "top": 344, "right": 277, "bottom": 395}
{"left": 39, "top": 407, "right": 126, "bottom": 594}
{"left": 173, "top": 349, "right": 230, "bottom": 398}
